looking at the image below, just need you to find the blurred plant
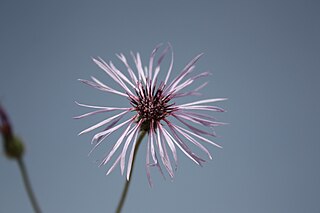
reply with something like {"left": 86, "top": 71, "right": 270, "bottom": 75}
{"left": 1, "top": 105, "right": 42, "bottom": 213}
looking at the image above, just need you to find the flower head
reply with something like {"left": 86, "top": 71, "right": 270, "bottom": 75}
{"left": 76, "top": 44, "right": 226, "bottom": 185}
{"left": 0, "top": 105, "right": 24, "bottom": 159}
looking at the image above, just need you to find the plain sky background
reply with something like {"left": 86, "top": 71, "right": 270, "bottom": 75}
{"left": 1, "top": 0, "right": 319, "bottom": 213}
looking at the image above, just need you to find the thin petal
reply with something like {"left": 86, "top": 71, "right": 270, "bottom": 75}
{"left": 156, "top": 124, "right": 174, "bottom": 178}
{"left": 151, "top": 45, "right": 170, "bottom": 89}
{"left": 91, "top": 116, "right": 134, "bottom": 143}
{"left": 109, "top": 61, "right": 137, "bottom": 89}
{"left": 164, "top": 42, "right": 174, "bottom": 85}
{"left": 165, "top": 53, "right": 203, "bottom": 93}
{"left": 126, "top": 128, "right": 140, "bottom": 180}
{"left": 175, "top": 113, "right": 227, "bottom": 127}
{"left": 88, "top": 117, "right": 134, "bottom": 156}
{"left": 170, "top": 72, "right": 210, "bottom": 95}
{"left": 176, "top": 111, "right": 218, "bottom": 121}
{"left": 93, "top": 57, "right": 134, "bottom": 96}
{"left": 173, "top": 125, "right": 213, "bottom": 159}
{"left": 173, "top": 114, "right": 216, "bottom": 137}
{"left": 106, "top": 154, "right": 121, "bottom": 175}
{"left": 78, "top": 110, "right": 130, "bottom": 135}
{"left": 175, "top": 125, "right": 222, "bottom": 148}
{"left": 160, "top": 126, "right": 178, "bottom": 170}
{"left": 100, "top": 120, "right": 136, "bottom": 167}
{"left": 178, "top": 98, "right": 227, "bottom": 107}
{"left": 172, "top": 82, "right": 209, "bottom": 98}
{"left": 94, "top": 114, "right": 125, "bottom": 146}
{"left": 150, "top": 126, "right": 157, "bottom": 164}
{"left": 164, "top": 119, "right": 205, "bottom": 166}
{"left": 178, "top": 105, "right": 225, "bottom": 112}
{"left": 148, "top": 43, "right": 163, "bottom": 80}
{"left": 74, "top": 107, "right": 131, "bottom": 119}
{"left": 79, "top": 78, "right": 126, "bottom": 95}
{"left": 120, "top": 122, "right": 140, "bottom": 175}
{"left": 131, "top": 52, "right": 146, "bottom": 85}
{"left": 149, "top": 122, "right": 165, "bottom": 179}
{"left": 116, "top": 53, "right": 138, "bottom": 84}
{"left": 75, "top": 101, "right": 117, "bottom": 109}
{"left": 90, "top": 77, "right": 128, "bottom": 97}
{"left": 146, "top": 131, "right": 153, "bottom": 187}
{"left": 168, "top": 66, "right": 195, "bottom": 93}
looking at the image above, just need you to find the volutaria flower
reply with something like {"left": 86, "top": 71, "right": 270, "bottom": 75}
{"left": 76, "top": 43, "right": 226, "bottom": 185}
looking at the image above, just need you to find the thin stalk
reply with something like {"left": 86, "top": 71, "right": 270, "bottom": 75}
{"left": 115, "top": 130, "right": 147, "bottom": 213}
{"left": 17, "top": 157, "right": 42, "bottom": 213}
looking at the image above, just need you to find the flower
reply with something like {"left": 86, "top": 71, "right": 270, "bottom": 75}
{"left": 0, "top": 105, "right": 24, "bottom": 159}
{"left": 76, "top": 43, "right": 226, "bottom": 185}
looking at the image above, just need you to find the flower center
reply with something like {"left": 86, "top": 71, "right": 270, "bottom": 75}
{"left": 130, "top": 84, "right": 175, "bottom": 125}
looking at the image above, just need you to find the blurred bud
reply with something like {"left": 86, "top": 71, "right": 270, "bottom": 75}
{"left": 4, "top": 135, "right": 25, "bottom": 159}
{"left": 1, "top": 105, "right": 25, "bottom": 159}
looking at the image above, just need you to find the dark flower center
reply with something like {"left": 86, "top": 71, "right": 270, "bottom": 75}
{"left": 130, "top": 84, "right": 175, "bottom": 126}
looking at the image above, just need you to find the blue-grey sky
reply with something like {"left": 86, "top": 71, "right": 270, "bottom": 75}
{"left": 1, "top": 0, "right": 319, "bottom": 213}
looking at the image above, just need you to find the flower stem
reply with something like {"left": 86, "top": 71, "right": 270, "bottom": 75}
{"left": 17, "top": 157, "right": 42, "bottom": 213}
{"left": 115, "top": 130, "right": 146, "bottom": 213}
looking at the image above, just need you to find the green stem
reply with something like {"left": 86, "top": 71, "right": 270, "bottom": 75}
{"left": 115, "top": 130, "right": 147, "bottom": 213}
{"left": 17, "top": 157, "right": 42, "bottom": 213}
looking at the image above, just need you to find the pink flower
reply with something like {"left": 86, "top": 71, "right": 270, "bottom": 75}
{"left": 76, "top": 44, "right": 226, "bottom": 185}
